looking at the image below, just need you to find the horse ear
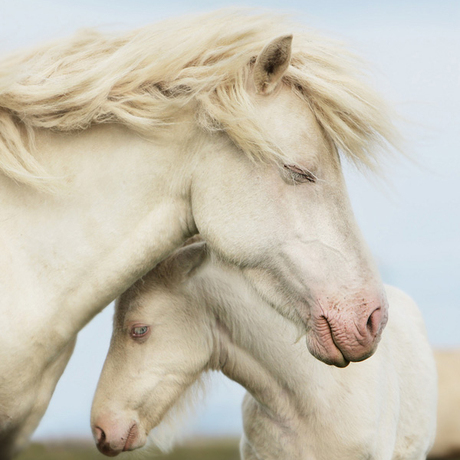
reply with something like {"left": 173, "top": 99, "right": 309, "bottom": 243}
{"left": 174, "top": 241, "right": 207, "bottom": 279}
{"left": 253, "top": 35, "right": 293, "bottom": 94}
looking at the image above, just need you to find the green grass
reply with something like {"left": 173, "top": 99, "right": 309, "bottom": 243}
{"left": 16, "top": 440, "right": 460, "bottom": 460}
{"left": 16, "top": 439, "right": 240, "bottom": 460}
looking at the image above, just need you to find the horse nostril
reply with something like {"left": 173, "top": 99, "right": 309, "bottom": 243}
{"left": 366, "top": 307, "right": 383, "bottom": 338}
{"left": 95, "top": 426, "right": 106, "bottom": 444}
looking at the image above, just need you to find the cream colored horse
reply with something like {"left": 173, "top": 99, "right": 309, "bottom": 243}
{"left": 91, "top": 241, "right": 437, "bottom": 459}
{"left": 0, "top": 10, "right": 398, "bottom": 456}
{"left": 428, "top": 350, "right": 460, "bottom": 459}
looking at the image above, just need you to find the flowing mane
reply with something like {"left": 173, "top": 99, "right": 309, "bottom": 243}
{"left": 0, "top": 9, "right": 398, "bottom": 189}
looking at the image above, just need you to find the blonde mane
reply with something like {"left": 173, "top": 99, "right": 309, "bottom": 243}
{"left": 0, "top": 9, "right": 399, "bottom": 190}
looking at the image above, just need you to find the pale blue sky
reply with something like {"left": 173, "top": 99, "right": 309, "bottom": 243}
{"left": 1, "top": 0, "right": 459, "bottom": 441}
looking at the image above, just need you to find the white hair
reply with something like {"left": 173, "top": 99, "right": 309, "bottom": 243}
{"left": 0, "top": 9, "right": 399, "bottom": 190}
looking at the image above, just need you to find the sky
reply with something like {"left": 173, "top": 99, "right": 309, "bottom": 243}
{"left": 1, "top": 0, "right": 459, "bottom": 442}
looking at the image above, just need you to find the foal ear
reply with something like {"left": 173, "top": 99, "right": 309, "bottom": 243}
{"left": 175, "top": 242, "right": 207, "bottom": 279}
{"left": 253, "top": 34, "right": 293, "bottom": 94}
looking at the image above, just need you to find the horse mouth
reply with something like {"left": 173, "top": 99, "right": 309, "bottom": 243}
{"left": 306, "top": 316, "right": 351, "bottom": 368}
{"left": 123, "top": 423, "right": 139, "bottom": 451}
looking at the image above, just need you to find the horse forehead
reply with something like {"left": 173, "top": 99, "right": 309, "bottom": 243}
{"left": 117, "top": 285, "right": 183, "bottom": 319}
{"left": 253, "top": 85, "right": 330, "bottom": 161}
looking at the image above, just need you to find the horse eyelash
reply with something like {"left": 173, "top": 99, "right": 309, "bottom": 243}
{"left": 284, "top": 164, "right": 317, "bottom": 183}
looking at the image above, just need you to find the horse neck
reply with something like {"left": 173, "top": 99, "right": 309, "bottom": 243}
{"left": 0, "top": 123, "right": 197, "bottom": 356}
{"left": 197, "top": 258, "right": 322, "bottom": 423}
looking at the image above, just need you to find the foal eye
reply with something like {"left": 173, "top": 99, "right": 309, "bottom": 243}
{"left": 130, "top": 325, "right": 150, "bottom": 338}
{"left": 283, "top": 164, "right": 316, "bottom": 183}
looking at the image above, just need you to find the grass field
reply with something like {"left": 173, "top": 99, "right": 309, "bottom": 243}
{"left": 16, "top": 439, "right": 240, "bottom": 460}
{"left": 15, "top": 440, "right": 460, "bottom": 460}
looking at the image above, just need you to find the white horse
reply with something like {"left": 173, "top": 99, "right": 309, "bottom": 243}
{"left": 91, "top": 240, "right": 437, "bottom": 459}
{"left": 428, "top": 350, "right": 460, "bottom": 459}
{"left": 0, "top": 10, "right": 398, "bottom": 456}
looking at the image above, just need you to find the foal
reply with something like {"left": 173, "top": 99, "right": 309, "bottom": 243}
{"left": 91, "top": 241, "right": 437, "bottom": 459}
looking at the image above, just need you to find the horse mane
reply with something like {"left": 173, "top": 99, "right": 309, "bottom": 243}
{"left": 0, "top": 9, "right": 399, "bottom": 190}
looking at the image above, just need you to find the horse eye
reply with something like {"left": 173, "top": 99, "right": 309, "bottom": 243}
{"left": 131, "top": 325, "right": 150, "bottom": 338}
{"left": 283, "top": 164, "right": 316, "bottom": 183}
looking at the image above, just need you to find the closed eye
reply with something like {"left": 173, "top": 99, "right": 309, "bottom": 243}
{"left": 283, "top": 164, "right": 317, "bottom": 183}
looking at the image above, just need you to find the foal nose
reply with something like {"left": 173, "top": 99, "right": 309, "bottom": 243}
{"left": 92, "top": 418, "right": 140, "bottom": 457}
{"left": 93, "top": 425, "right": 120, "bottom": 457}
{"left": 94, "top": 426, "right": 104, "bottom": 444}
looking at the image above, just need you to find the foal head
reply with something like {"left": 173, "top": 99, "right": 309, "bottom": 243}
{"left": 91, "top": 242, "right": 213, "bottom": 456}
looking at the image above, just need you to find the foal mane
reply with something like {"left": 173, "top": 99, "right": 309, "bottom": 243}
{"left": 0, "top": 9, "right": 399, "bottom": 190}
